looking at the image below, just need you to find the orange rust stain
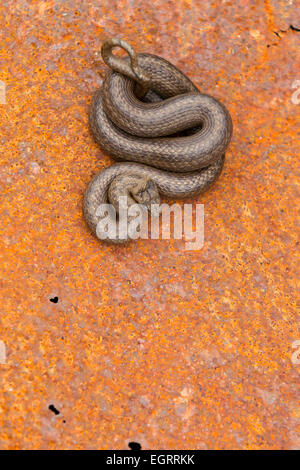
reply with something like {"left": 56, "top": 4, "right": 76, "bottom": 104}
{"left": 0, "top": 0, "right": 299, "bottom": 451}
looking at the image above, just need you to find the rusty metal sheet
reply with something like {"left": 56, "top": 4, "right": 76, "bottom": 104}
{"left": 0, "top": 0, "right": 299, "bottom": 450}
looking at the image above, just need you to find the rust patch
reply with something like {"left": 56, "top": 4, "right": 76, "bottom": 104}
{"left": 0, "top": 0, "right": 299, "bottom": 450}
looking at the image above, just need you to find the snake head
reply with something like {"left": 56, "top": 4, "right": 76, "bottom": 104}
{"left": 132, "top": 178, "right": 161, "bottom": 216}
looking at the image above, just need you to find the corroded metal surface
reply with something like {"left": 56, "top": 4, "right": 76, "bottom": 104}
{"left": 0, "top": 0, "right": 299, "bottom": 450}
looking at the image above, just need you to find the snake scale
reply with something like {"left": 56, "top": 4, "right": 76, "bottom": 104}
{"left": 83, "top": 39, "right": 233, "bottom": 242}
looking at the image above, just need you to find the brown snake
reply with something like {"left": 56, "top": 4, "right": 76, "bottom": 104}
{"left": 83, "top": 39, "right": 233, "bottom": 242}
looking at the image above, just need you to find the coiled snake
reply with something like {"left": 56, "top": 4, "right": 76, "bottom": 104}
{"left": 83, "top": 39, "right": 232, "bottom": 243}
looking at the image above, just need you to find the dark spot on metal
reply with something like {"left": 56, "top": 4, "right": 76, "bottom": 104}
{"left": 48, "top": 404, "right": 60, "bottom": 415}
{"left": 128, "top": 441, "right": 142, "bottom": 450}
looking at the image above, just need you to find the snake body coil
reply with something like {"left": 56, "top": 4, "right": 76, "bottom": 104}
{"left": 83, "top": 39, "right": 232, "bottom": 242}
